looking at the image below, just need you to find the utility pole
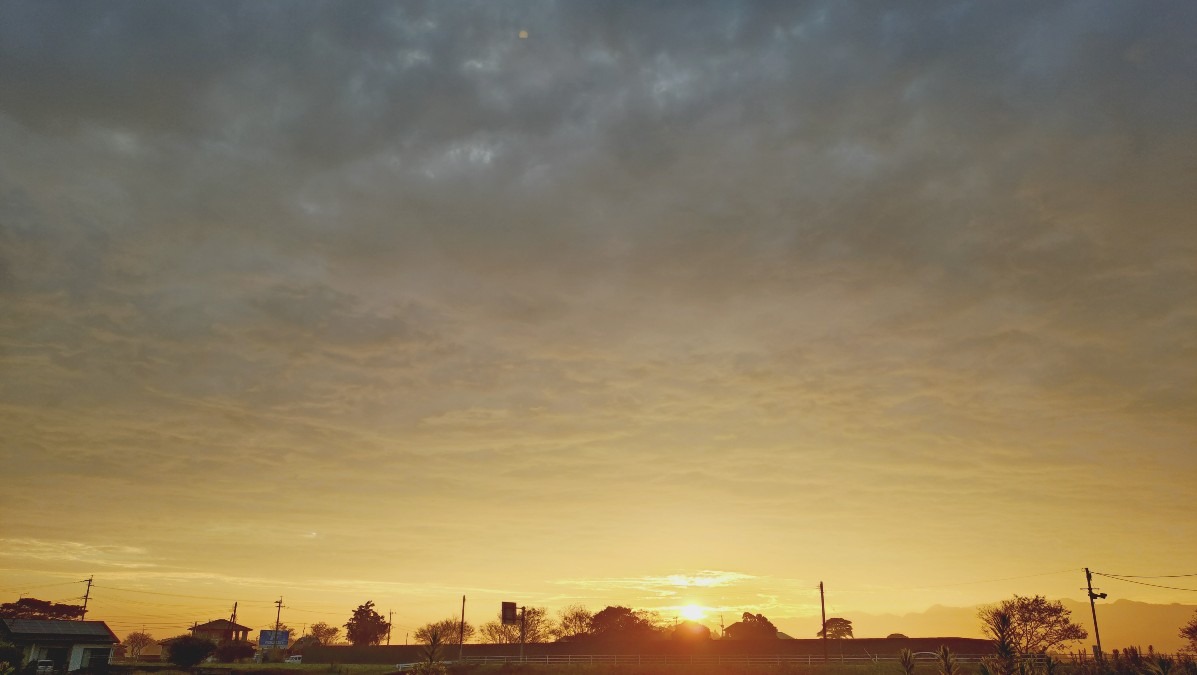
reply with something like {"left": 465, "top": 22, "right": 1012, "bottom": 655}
{"left": 458, "top": 596, "right": 467, "bottom": 661}
{"left": 719, "top": 614, "right": 725, "bottom": 639}
{"left": 230, "top": 602, "right": 238, "bottom": 624}
{"left": 274, "top": 597, "right": 284, "bottom": 633}
{"left": 1085, "top": 568, "right": 1106, "bottom": 660}
{"left": 80, "top": 576, "right": 94, "bottom": 618}
{"left": 519, "top": 607, "right": 527, "bottom": 663}
{"left": 387, "top": 611, "right": 394, "bottom": 646}
{"left": 820, "top": 582, "right": 828, "bottom": 663}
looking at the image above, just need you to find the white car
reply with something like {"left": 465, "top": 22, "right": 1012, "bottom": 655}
{"left": 285, "top": 655, "right": 303, "bottom": 663}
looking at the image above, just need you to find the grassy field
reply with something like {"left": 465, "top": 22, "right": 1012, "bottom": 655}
{"left": 113, "top": 663, "right": 979, "bottom": 675}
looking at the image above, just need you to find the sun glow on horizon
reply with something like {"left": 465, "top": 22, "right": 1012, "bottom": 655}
{"left": 679, "top": 604, "right": 707, "bottom": 621}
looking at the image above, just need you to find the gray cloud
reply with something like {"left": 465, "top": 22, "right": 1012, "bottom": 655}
{"left": 1, "top": 0, "right": 1194, "bottom": 618}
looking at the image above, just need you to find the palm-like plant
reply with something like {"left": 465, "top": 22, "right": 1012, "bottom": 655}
{"left": 899, "top": 648, "right": 917, "bottom": 675}
{"left": 938, "top": 645, "right": 961, "bottom": 675}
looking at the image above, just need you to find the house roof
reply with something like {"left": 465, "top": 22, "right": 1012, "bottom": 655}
{"left": 0, "top": 619, "right": 119, "bottom": 643}
{"left": 191, "top": 619, "right": 252, "bottom": 632}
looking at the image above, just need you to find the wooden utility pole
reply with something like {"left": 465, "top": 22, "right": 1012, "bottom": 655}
{"left": 387, "top": 610, "right": 394, "bottom": 646}
{"left": 274, "top": 597, "right": 284, "bottom": 633}
{"left": 230, "top": 602, "right": 238, "bottom": 624}
{"left": 80, "top": 576, "right": 94, "bottom": 618}
{"left": 458, "top": 596, "right": 467, "bottom": 661}
{"left": 1085, "top": 568, "right": 1106, "bottom": 660}
{"left": 820, "top": 582, "right": 828, "bottom": 663}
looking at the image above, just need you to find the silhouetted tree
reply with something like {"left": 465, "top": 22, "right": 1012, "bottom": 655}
{"left": 308, "top": 622, "right": 340, "bottom": 646}
{"left": 213, "top": 640, "right": 254, "bottom": 663}
{"left": 479, "top": 607, "right": 553, "bottom": 644}
{"left": 978, "top": 596, "right": 1086, "bottom": 655}
{"left": 587, "top": 606, "right": 660, "bottom": 638}
{"left": 0, "top": 598, "right": 85, "bottom": 620}
{"left": 418, "top": 618, "right": 474, "bottom": 645}
{"left": 122, "top": 632, "right": 155, "bottom": 660}
{"left": 554, "top": 605, "right": 593, "bottom": 641}
{"left": 818, "top": 618, "right": 854, "bottom": 639}
{"left": 724, "top": 613, "right": 779, "bottom": 639}
{"left": 166, "top": 635, "right": 216, "bottom": 668}
{"left": 287, "top": 636, "right": 320, "bottom": 654}
{"left": 413, "top": 620, "right": 453, "bottom": 670}
{"left": 344, "top": 601, "right": 390, "bottom": 646}
{"left": 1181, "top": 610, "right": 1197, "bottom": 653}
{"left": 888, "top": 633, "right": 909, "bottom": 639}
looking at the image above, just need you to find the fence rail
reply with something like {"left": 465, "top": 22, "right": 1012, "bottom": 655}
{"left": 460, "top": 653, "right": 999, "bottom": 666}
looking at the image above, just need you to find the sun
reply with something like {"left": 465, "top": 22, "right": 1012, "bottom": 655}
{"left": 679, "top": 604, "right": 706, "bottom": 621}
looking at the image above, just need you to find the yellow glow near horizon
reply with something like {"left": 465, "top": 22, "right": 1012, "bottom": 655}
{"left": 680, "top": 604, "right": 706, "bottom": 621}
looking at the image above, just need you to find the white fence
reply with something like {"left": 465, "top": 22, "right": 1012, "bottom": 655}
{"left": 460, "top": 653, "right": 999, "bottom": 666}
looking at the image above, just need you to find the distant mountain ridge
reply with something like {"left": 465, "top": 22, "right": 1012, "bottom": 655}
{"left": 847, "top": 599, "right": 1196, "bottom": 652}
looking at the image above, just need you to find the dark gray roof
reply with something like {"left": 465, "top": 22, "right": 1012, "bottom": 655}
{"left": 0, "top": 619, "right": 119, "bottom": 643}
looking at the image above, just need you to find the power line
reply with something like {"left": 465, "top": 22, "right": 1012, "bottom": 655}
{"left": 1096, "top": 574, "right": 1197, "bottom": 591}
{"left": 876, "top": 567, "right": 1082, "bottom": 592}
{"left": 92, "top": 585, "right": 274, "bottom": 603}
{"left": 1093, "top": 571, "right": 1197, "bottom": 579}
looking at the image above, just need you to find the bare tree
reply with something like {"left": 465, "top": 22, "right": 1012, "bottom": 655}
{"left": 479, "top": 607, "right": 554, "bottom": 644}
{"left": 122, "top": 632, "right": 155, "bottom": 660}
{"left": 418, "top": 618, "right": 475, "bottom": 645}
{"left": 554, "top": 604, "right": 593, "bottom": 641}
{"left": 1181, "top": 610, "right": 1197, "bottom": 653}
{"left": 978, "top": 596, "right": 1086, "bottom": 655}
{"left": 413, "top": 620, "right": 454, "bottom": 670}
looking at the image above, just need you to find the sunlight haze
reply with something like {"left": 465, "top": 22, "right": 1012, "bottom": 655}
{"left": 1, "top": 0, "right": 1195, "bottom": 653}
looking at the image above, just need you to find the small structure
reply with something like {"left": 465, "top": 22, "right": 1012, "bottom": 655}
{"left": 189, "top": 619, "right": 251, "bottom": 644}
{"left": 0, "top": 619, "right": 119, "bottom": 672}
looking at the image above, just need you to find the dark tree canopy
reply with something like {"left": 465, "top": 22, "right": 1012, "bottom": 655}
{"left": 887, "top": 633, "right": 909, "bottom": 639}
{"left": 672, "top": 620, "right": 711, "bottom": 641}
{"left": 344, "top": 600, "right": 391, "bottom": 646}
{"left": 0, "top": 598, "right": 85, "bottom": 620}
{"left": 817, "top": 617, "right": 854, "bottom": 639}
{"left": 724, "top": 613, "right": 779, "bottom": 639}
{"left": 166, "top": 635, "right": 216, "bottom": 668}
{"left": 978, "top": 595, "right": 1086, "bottom": 654}
{"left": 587, "top": 606, "right": 659, "bottom": 638}
{"left": 288, "top": 635, "right": 320, "bottom": 653}
{"left": 213, "top": 640, "right": 255, "bottom": 663}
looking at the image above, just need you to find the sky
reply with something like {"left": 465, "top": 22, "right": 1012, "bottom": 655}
{"left": 1, "top": 0, "right": 1196, "bottom": 651}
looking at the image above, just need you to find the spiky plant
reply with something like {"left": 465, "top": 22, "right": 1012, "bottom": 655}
{"left": 981, "top": 609, "right": 1019, "bottom": 675}
{"left": 938, "top": 646, "right": 961, "bottom": 675}
{"left": 899, "top": 648, "right": 917, "bottom": 675}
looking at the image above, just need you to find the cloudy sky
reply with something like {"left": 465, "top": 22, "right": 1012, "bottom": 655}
{"left": 2, "top": 0, "right": 1195, "bottom": 646}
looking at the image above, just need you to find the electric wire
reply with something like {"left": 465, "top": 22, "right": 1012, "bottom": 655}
{"left": 1092, "top": 572, "right": 1197, "bottom": 579}
{"left": 1093, "top": 573, "right": 1197, "bottom": 593}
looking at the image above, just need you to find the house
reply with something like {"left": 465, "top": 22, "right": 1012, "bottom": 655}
{"left": 0, "top": 619, "right": 119, "bottom": 672}
{"left": 188, "top": 619, "right": 251, "bottom": 644}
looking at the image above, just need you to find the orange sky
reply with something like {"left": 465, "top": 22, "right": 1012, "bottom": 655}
{"left": 1, "top": 0, "right": 1195, "bottom": 654}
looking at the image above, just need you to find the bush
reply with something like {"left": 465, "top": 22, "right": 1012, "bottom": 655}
{"left": 166, "top": 635, "right": 216, "bottom": 668}
{"left": 213, "top": 640, "right": 255, "bottom": 663}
